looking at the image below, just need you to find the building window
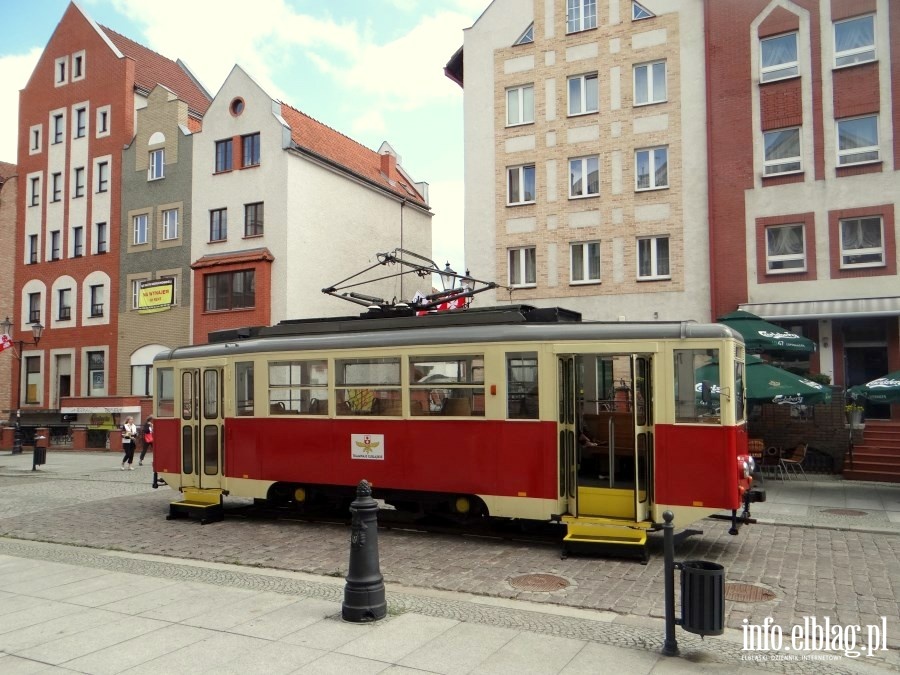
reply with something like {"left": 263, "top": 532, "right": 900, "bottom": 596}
{"left": 73, "top": 167, "right": 85, "bottom": 198}
{"left": 31, "top": 126, "right": 41, "bottom": 152}
{"left": 242, "top": 133, "right": 261, "bottom": 167}
{"left": 96, "top": 161, "right": 108, "bottom": 192}
{"left": 509, "top": 247, "right": 537, "bottom": 287}
{"left": 506, "top": 84, "right": 534, "bottom": 126}
{"left": 205, "top": 270, "right": 256, "bottom": 311}
{"left": 515, "top": 23, "right": 534, "bottom": 45}
{"left": 215, "top": 139, "right": 233, "bottom": 172}
{"left": 73, "top": 226, "right": 83, "bottom": 257}
{"left": 633, "top": 1, "right": 654, "bottom": 20}
{"left": 28, "top": 293, "right": 41, "bottom": 324}
{"left": 834, "top": 15, "right": 875, "bottom": 68}
{"left": 163, "top": 208, "right": 179, "bottom": 240}
{"left": 73, "top": 52, "right": 84, "bottom": 80}
{"left": 25, "top": 357, "right": 40, "bottom": 404}
{"left": 840, "top": 216, "right": 884, "bottom": 268}
{"left": 97, "top": 108, "right": 109, "bottom": 134}
{"left": 87, "top": 351, "right": 104, "bottom": 395}
{"left": 567, "top": 0, "right": 597, "bottom": 33}
{"left": 210, "top": 209, "right": 227, "bottom": 241}
{"left": 766, "top": 225, "right": 806, "bottom": 273}
{"left": 635, "top": 147, "right": 668, "bottom": 190}
{"left": 637, "top": 236, "right": 670, "bottom": 279}
{"left": 30, "top": 177, "right": 40, "bottom": 206}
{"left": 132, "top": 279, "right": 148, "bottom": 309}
{"left": 244, "top": 202, "right": 264, "bottom": 237}
{"left": 571, "top": 241, "right": 601, "bottom": 284}
{"left": 58, "top": 288, "right": 72, "bottom": 320}
{"left": 50, "top": 230, "right": 61, "bottom": 261}
{"left": 148, "top": 149, "right": 164, "bottom": 180}
{"left": 760, "top": 33, "right": 799, "bottom": 82}
{"left": 28, "top": 235, "right": 38, "bottom": 264}
{"left": 507, "top": 165, "right": 536, "bottom": 205}
{"left": 837, "top": 116, "right": 879, "bottom": 166}
{"left": 55, "top": 57, "right": 67, "bottom": 84}
{"left": 634, "top": 60, "right": 666, "bottom": 105}
{"left": 53, "top": 114, "right": 63, "bottom": 144}
{"left": 568, "top": 73, "right": 599, "bottom": 116}
{"left": 90, "top": 285, "right": 104, "bottom": 317}
{"left": 96, "top": 222, "right": 107, "bottom": 254}
{"left": 133, "top": 214, "right": 149, "bottom": 245}
{"left": 764, "top": 128, "right": 801, "bottom": 175}
{"left": 74, "top": 107, "right": 86, "bottom": 138}
{"left": 569, "top": 156, "right": 599, "bottom": 198}
{"left": 51, "top": 172, "right": 62, "bottom": 202}
{"left": 132, "top": 365, "right": 152, "bottom": 397}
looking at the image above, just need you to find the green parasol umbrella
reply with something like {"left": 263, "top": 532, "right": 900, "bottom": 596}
{"left": 848, "top": 371, "right": 900, "bottom": 404}
{"left": 717, "top": 310, "right": 816, "bottom": 354}
{"left": 696, "top": 355, "right": 831, "bottom": 404}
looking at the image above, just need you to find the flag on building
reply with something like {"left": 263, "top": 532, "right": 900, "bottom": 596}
{"left": 0, "top": 334, "right": 12, "bottom": 352}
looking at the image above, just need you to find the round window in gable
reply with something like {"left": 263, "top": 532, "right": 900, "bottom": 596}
{"left": 230, "top": 98, "right": 245, "bottom": 116}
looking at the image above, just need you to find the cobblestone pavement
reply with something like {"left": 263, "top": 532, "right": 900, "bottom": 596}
{"left": 0, "top": 452, "right": 898, "bottom": 672}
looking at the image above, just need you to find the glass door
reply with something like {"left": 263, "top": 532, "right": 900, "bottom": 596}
{"left": 179, "top": 364, "right": 225, "bottom": 490}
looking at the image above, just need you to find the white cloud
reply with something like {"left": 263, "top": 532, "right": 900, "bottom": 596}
{"left": 428, "top": 178, "right": 465, "bottom": 271}
{"left": 350, "top": 109, "right": 386, "bottom": 136}
{"left": 0, "top": 47, "right": 42, "bottom": 162}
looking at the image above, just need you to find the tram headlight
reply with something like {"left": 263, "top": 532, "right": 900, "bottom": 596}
{"left": 747, "top": 456, "right": 756, "bottom": 475}
{"left": 741, "top": 460, "right": 751, "bottom": 479}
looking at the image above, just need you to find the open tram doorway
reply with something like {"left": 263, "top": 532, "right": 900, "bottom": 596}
{"left": 559, "top": 353, "right": 652, "bottom": 523}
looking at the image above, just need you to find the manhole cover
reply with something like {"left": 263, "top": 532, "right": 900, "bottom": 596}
{"left": 821, "top": 508, "right": 868, "bottom": 516}
{"left": 724, "top": 583, "right": 776, "bottom": 603}
{"left": 508, "top": 574, "right": 570, "bottom": 592}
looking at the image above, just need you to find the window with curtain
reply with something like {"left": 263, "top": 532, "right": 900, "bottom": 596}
{"left": 509, "top": 247, "right": 537, "bottom": 286}
{"left": 766, "top": 224, "right": 805, "bottom": 272}
{"left": 760, "top": 33, "right": 798, "bottom": 82}
{"left": 506, "top": 84, "right": 534, "bottom": 126}
{"left": 834, "top": 15, "right": 875, "bottom": 67}
{"left": 840, "top": 216, "right": 883, "bottom": 268}
{"left": 764, "top": 128, "right": 801, "bottom": 175}
{"left": 634, "top": 60, "right": 666, "bottom": 105}
{"left": 635, "top": 147, "right": 668, "bottom": 190}
{"left": 568, "top": 73, "right": 599, "bottom": 115}
{"left": 570, "top": 241, "right": 601, "bottom": 284}
{"left": 637, "top": 236, "right": 670, "bottom": 279}
{"left": 507, "top": 165, "right": 535, "bottom": 204}
{"left": 837, "top": 116, "right": 879, "bottom": 165}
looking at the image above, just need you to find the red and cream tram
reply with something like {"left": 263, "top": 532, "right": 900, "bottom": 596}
{"left": 152, "top": 305, "right": 762, "bottom": 550}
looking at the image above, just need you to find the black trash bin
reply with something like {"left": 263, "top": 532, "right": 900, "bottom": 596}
{"left": 680, "top": 560, "right": 724, "bottom": 636}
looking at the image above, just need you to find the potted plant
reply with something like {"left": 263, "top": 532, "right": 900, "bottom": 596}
{"left": 845, "top": 403, "right": 865, "bottom": 429}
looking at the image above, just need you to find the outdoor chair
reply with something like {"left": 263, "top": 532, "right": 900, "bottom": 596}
{"left": 764, "top": 446, "right": 786, "bottom": 481}
{"left": 780, "top": 443, "right": 808, "bottom": 480}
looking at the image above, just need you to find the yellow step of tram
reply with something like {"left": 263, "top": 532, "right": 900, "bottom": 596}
{"left": 562, "top": 518, "right": 649, "bottom": 547}
{"left": 168, "top": 488, "right": 224, "bottom": 524}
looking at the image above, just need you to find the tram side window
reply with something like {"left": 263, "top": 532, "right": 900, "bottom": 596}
{"left": 409, "top": 355, "right": 485, "bottom": 417}
{"left": 156, "top": 368, "right": 174, "bottom": 417}
{"left": 268, "top": 360, "right": 327, "bottom": 415}
{"left": 336, "top": 357, "right": 400, "bottom": 416}
{"left": 236, "top": 362, "right": 254, "bottom": 416}
{"left": 507, "top": 352, "right": 539, "bottom": 419}
{"left": 674, "top": 348, "right": 720, "bottom": 424}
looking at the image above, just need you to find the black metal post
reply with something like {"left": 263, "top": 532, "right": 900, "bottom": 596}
{"left": 342, "top": 479, "right": 386, "bottom": 622}
{"left": 12, "top": 341, "right": 23, "bottom": 455}
{"left": 662, "top": 510, "right": 679, "bottom": 657}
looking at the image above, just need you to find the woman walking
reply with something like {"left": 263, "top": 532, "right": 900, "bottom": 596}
{"left": 121, "top": 416, "right": 137, "bottom": 470}
{"left": 139, "top": 416, "right": 153, "bottom": 466}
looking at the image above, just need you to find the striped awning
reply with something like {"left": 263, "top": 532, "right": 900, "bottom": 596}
{"left": 739, "top": 297, "right": 900, "bottom": 320}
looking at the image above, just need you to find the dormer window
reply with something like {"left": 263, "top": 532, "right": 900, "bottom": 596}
{"left": 633, "top": 1, "right": 654, "bottom": 20}
{"left": 514, "top": 23, "right": 534, "bottom": 45}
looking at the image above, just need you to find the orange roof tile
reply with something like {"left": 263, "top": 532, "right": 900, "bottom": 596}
{"left": 101, "top": 26, "right": 211, "bottom": 117}
{"left": 279, "top": 103, "right": 427, "bottom": 208}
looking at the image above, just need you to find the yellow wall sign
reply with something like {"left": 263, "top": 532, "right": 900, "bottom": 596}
{"left": 138, "top": 279, "right": 175, "bottom": 314}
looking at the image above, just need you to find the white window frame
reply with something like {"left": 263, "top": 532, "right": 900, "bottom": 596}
{"left": 635, "top": 147, "right": 668, "bottom": 191}
{"left": 633, "top": 60, "right": 667, "bottom": 106}
{"left": 506, "top": 84, "right": 534, "bottom": 127}
{"left": 637, "top": 236, "right": 670, "bottom": 280}
{"left": 163, "top": 208, "right": 179, "bottom": 240}
{"left": 570, "top": 241, "right": 601, "bottom": 284}
{"left": 763, "top": 127, "right": 802, "bottom": 175}
{"left": 509, "top": 247, "right": 537, "bottom": 287}
{"left": 73, "top": 166, "right": 85, "bottom": 198}
{"left": 514, "top": 23, "right": 534, "bottom": 45}
{"left": 834, "top": 14, "right": 875, "bottom": 68}
{"left": 568, "top": 73, "right": 599, "bottom": 116}
{"left": 566, "top": 0, "right": 597, "bottom": 34}
{"left": 765, "top": 224, "right": 806, "bottom": 273}
{"left": 507, "top": 164, "right": 536, "bottom": 205}
{"left": 760, "top": 32, "right": 799, "bottom": 82}
{"left": 72, "top": 51, "right": 86, "bottom": 81}
{"left": 837, "top": 115, "right": 879, "bottom": 166}
{"left": 568, "top": 155, "right": 599, "bottom": 198}
{"left": 29, "top": 125, "right": 42, "bottom": 155}
{"left": 74, "top": 107, "right": 86, "bottom": 138}
{"left": 132, "top": 279, "right": 150, "bottom": 310}
{"left": 95, "top": 222, "right": 107, "bottom": 254}
{"left": 54, "top": 56, "right": 68, "bottom": 86}
{"left": 50, "top": 230, "right": 61, "bottom": 261}
{"left": 839, "top": 216, "right": 884, "bottom": 269}
{"left": 96, "top": 106, "right": 110, "bottom": 137}
{"left": 148, "top": 149, "right": 164, "bottom": 180}
{"left": 51, "top": 172, "right": 62, "bottom": 202}
{"left": 52, "top": 114, "right": 64, "bottom": 144}
{"left": 96, "top": 160, "right": 109, "bottom": 193}
{"left": 133, "top": 214, "right": 149, "bottom": 245}
{"left": 633, "top": 1, "right": 654, "bottom": 20}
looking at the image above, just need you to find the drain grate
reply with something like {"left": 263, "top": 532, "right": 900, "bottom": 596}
{"left": 724, "top": 582, "right": 776, "bottom": 603}
{"left": 508, "top": 574, "right": 570, "bottom": 592}
{"left": 820, "top": 508, "right": 868, "bottom": 516}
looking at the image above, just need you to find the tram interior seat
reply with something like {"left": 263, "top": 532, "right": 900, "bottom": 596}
{"left": 442, "top": 398, "right": 472, "bottom": 416}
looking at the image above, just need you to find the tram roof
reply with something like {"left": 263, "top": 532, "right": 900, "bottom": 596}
{"left": 154, "top": 306, "right": 743, "bottom": 363}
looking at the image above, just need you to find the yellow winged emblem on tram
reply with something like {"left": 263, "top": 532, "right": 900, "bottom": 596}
{"left": 355, "top": 435, "right": 381, "bottom": 453}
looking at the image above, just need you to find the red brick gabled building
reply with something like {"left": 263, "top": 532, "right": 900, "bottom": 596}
{"left": 13, "top": 2, "right": 209, "bottom": 434}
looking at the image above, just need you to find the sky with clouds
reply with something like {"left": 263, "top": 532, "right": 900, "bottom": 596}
{"left": 0, "top": 0, "right": 489, "bottom": 275}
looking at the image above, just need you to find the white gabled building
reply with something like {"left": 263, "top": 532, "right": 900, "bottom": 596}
{"left": 191, "top": 66, "right": 432, "bottom": 343}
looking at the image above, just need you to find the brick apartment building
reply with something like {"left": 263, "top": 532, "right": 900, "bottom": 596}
{"left": 0, "top": 164, "right": 16, "bottom": 418}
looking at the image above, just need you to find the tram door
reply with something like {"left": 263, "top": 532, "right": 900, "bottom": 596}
{"left": 559, "top": 353, "right": 652, "bottom": 522}
{"left": 179, "top": 364, "right": 225, "bottom": 491}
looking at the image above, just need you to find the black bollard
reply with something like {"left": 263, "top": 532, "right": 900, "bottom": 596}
{"left": 342, "top": 479, "right": 386, "bottom": 622}
{"left": 661, "top": 510, "right": 679, "bottom": 656}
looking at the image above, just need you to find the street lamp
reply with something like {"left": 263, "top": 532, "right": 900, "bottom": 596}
{"left": 439, "top": 262, "right": 457, "bottom": 292}
{"left": 1, "top": 316, "right": 44, "bottom": 455}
